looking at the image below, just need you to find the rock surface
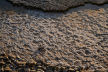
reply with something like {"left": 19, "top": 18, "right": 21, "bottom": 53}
{"left": 8, "top": 0, "right": 108, "bottom": 11}
{"left": 0, "top": 1, "right": 108, "bottom": 71}
{"left": 1, "top": 53, "right": 80, "bottom": 72}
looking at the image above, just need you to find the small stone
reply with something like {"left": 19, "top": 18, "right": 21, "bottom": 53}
{"left": 85, "top": 50, "right": 91, "bottom": 55}
{"left": 4, "top": 65, "right": 12, "bottom": 71}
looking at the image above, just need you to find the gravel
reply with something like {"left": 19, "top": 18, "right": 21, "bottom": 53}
{"left": 0, "top": 2, "right": 108, "bottom": 71}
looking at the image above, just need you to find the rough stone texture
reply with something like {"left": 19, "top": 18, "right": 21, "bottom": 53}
{"left": 0, "top": 53, "right": 77, "bottom": 72}
{"left": 0, "top": 3, "right": 108, "bottom": 72}
{"left": 8, "top": 0, "right": 108, "bottom": 11}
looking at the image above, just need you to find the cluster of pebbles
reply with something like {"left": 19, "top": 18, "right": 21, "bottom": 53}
{"left": 0, "top": 1, "right": 108, "bottom": 72}
{"left": 0, "top": 53, "right": 87, "bottom": 72}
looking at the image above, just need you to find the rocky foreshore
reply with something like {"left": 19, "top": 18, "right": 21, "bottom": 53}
{"left": 0, "top": 0, "right": 108, "bottom": 72}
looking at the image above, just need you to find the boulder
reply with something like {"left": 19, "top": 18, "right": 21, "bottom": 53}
{"left": 8, "top": 0, "right": 108, "bottom": 11}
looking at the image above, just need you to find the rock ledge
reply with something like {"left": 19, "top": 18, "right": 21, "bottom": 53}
{"left": 8, "top": 0, "right": 108, "bottom": 11}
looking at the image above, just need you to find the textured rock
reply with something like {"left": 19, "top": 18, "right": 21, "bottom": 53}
{"left": 0, "top": 53, "right": 83, "bottom": 72}
{"left": 0, "top": 1, "right": 108, "bottom": 71}
{"left": 8, "top": 0, "right": 108, "bottom": 11}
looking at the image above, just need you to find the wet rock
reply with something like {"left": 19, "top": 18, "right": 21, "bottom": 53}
{"left": 8, "top": 0, "right": 108, "bottom": 11}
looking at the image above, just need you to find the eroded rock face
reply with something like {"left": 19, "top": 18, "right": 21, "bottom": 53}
{"left": 8, "top": 0, "right": 108, "bottom": 11}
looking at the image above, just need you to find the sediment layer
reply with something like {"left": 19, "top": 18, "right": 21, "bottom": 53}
{"left": 8, "top": 0, "right": 108, "bottom": 11}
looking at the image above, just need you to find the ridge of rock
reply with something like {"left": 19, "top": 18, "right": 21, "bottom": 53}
{"left": 8, "top": 0, "right": 108, "bottom": 11}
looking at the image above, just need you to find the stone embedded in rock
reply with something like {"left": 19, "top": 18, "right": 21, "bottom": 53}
{"left": 8, "top": 0, "right": 108, "bottom": 11}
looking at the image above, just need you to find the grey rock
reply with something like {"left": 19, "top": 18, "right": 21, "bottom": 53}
{"left": 8, "top": 0, "right": 108, "bottom": 11}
